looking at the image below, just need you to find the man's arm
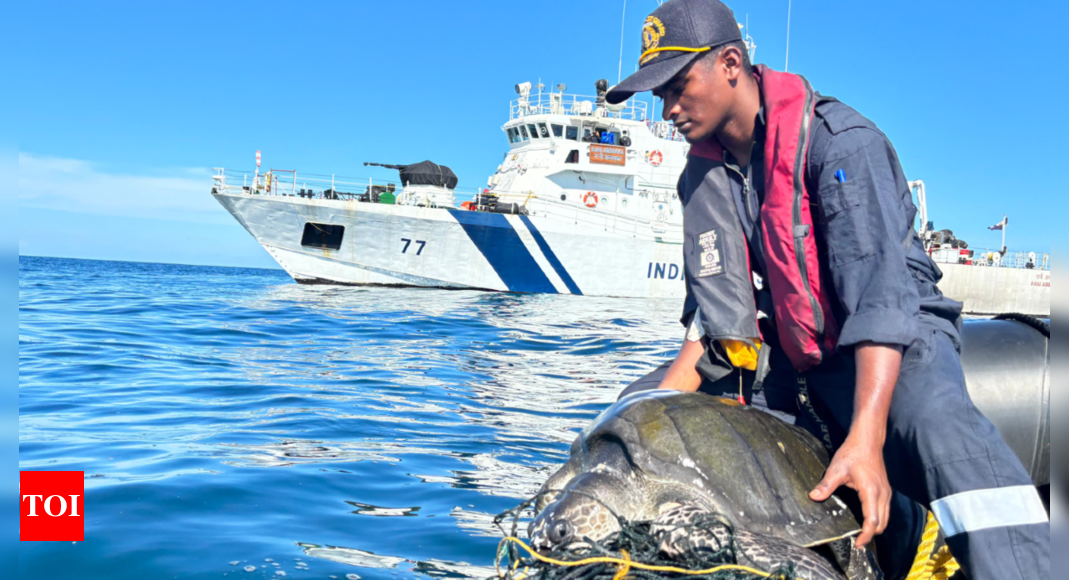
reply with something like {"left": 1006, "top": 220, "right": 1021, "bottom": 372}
{"left": 665, "top": 276, "right": 704, "bottom": 392}
{"left": 806, "top": 112, "right": 925, "bottom": 546}
{"left": 810, "top": 342, "right": 902, "bottom": 548}
{"left": 658, "top": 337, "right": 704, "bottom": 392}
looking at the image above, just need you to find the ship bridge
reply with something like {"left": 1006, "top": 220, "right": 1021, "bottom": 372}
{"left": 502, "top": 81, "right": 685, "bottom": 151}
{"left": 482, "top": 79, "right": 689, "bottom": 240}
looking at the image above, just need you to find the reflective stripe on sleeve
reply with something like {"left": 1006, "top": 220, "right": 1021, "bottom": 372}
{"left": 930, "top": 485, "right": 1049, "bottom": 537}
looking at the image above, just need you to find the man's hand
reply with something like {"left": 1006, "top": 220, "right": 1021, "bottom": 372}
{"left": 810, "top": 435, "right": 892, "bottom": 548}
{"left": 810, "top": 342, "right": 903, "bottom": 548}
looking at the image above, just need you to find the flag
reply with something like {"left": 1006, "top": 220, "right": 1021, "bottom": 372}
{"left": 988, "top": 216, "right": 1008, "bottom": 231}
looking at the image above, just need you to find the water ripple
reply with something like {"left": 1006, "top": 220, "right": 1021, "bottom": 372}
{"left": 19, "top": 256, "right": 680, "bottom": 579}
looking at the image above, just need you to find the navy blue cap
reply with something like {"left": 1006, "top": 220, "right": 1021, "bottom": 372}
{"left": 606, "top": 0, "right": 742, "bottom": 105}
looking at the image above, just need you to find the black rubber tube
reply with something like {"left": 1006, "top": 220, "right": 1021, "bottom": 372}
{"left": 993, "top": 312, "right": 1050, "bottom": 337}
{"left": 960, "top": 318, "right": 1050, "bottom": 486}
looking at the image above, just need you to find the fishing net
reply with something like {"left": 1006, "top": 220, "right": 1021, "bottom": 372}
{"left": 494, "top": 491, "right": 962, "bottom": 580}
{"left": 493, "top": 492, "right": 801, "bottom": 580}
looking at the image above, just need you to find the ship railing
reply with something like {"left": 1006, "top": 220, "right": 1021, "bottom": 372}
{"left": 969, "top": 249, "right": 1050, "bottom": 271}
{"left": 647, "top": 120, "right": 687, "bottom": 142}
{"left": 510, "top": 93, "right": 648, "bottom": 122}
{"left": 210, "top": 168, "right": 486, "bottom": 203}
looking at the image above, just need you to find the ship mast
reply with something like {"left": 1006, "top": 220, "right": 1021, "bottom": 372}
{"left": 785, "top": 0, "right": 792, "bottom": 71}
{"left": 617, "top": 0, "right": 627, "bottom": 83}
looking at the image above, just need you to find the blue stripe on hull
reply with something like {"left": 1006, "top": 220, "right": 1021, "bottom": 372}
{"left": 518, "top": 215, "right": 583, "bottom": 295}
{"left": 447, "top": 210, "right": 558, "bottom": 293}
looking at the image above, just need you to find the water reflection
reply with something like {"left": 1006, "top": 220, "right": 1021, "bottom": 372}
{"left": 347, "top": 501, "right": 421, "bottom": 517}
{"left": 448, "top": 507, "right": 509, "bottom": 538}
{"left": 298, "top": 543, "right": 409, "bottom": 569}
{"left": 297, "top": 542, "right": 497, "bottom": 580}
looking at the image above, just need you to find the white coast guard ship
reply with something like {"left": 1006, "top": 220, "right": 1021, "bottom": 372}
{"left": 212, "top": 80, "right": 692, "bottom": 297}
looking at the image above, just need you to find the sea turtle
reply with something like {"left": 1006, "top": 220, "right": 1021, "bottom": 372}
{"left": 529, "top": 390, "right": 879, "bottom": 580}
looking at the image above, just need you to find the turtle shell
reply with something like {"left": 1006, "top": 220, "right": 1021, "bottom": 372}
{"left": 578, "top": 390, "right": 860, "bottom": 548}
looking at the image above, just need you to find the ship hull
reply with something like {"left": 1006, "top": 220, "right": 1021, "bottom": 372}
{"left": 938, "top": 263, "right": 1049, "bottom": 317}
{"left": 214, "top": 192, "right": 1050, "bottom": 316}
{"left": 214, "top": 192, "right": 687, "bottom": 298}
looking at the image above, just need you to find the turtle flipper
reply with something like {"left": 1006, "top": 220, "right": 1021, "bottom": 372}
{"left": 828, "top": 539, "right": 882, "bottom": 580}
{"left": 845, "top": 547, "right": 882, "bottom": 580}
{"left": 652, "top": 505, "right": 847, "bottom": 580}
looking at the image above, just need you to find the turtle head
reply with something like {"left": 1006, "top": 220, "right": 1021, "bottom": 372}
{"left": 528, "top": 471, "right": 631, "bottom": 552}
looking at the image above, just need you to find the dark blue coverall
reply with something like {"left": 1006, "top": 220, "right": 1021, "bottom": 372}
{"left": 620, "top": 99, "right": 1049, "bottom": 580}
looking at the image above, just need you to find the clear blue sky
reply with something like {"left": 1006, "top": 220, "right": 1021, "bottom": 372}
{"left": 17, "top": 0, "right": 1062, "bottom": 268}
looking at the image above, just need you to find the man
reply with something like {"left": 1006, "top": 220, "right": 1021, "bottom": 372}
{"left": 606, "top": 2, "right": 1049, "bottom": 580}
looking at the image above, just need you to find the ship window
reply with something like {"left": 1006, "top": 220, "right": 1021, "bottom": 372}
{"left": 520, "top": 125, "right": 529, "bottom": 140}
{"left": 507, "top": 128, "right": 516, "bottom": 143}
{"left": 527, "top": 124, "right": 539, "bottom": 139}
{"left": 301, "top": 222, "right": 345, "bottom": 250}
{"left": 552, "top": 124, "right": 563, "bottom": 137}
{"left": 538, "top": 123, "right": 549, "bottom": 138}
{"left": 566, "top": 126, "right": 578, "bottom": 140}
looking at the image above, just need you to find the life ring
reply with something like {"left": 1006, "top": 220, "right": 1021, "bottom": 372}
{"left": 583, "top": 192, "right": 599, "bottom": 208}
{"left": 649, "top": 150, "right": 664, "bottom": 166}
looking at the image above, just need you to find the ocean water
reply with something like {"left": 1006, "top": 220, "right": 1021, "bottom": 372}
{"left": 19, "top": 256, "right": 682, "bottom": 580}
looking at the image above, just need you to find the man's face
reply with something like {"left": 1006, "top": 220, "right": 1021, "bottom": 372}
{"left": 654, "top": 55, "right": 733, "bottom": 143}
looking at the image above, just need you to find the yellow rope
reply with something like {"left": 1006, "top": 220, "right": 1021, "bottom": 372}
{"left": 928, "top": 547, "right": 961, "bottom": 580}
{"left": 496, "top": 537, "right": 776, "bottom": 580}
{"left": 906, "top": 513, "right": 941, "bottom": 580}
{"left": 905, "top": 513, "right": 961, "bottom": 580}
{"left": 613, "top": 549, "right": 632, "bottom": 580}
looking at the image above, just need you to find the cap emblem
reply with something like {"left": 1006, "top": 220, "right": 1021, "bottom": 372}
{"left": 640, "top": 16, "right": 666, "bottom": 65}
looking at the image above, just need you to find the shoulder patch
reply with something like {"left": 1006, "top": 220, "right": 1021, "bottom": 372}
{"left": 697, "top": 229, "right": 724, "bottom": 278}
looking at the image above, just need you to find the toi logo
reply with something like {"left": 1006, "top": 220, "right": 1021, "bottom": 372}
{"left": 20, "top": 471, "right": 85, "bottom": 541}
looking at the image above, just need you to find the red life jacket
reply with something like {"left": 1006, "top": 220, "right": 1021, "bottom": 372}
{"left": 683, "top": 66, "right": 839, "bottom": 372}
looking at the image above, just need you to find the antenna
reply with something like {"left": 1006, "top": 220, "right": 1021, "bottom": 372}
{"left": 743, "top": 15, "right": 757, "bottom": 62}
{"left": 618, "top": 0, "right": 628, "bottom": 83}
{"left": 785, "top": 0, "right": 792, "bottom": 71}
